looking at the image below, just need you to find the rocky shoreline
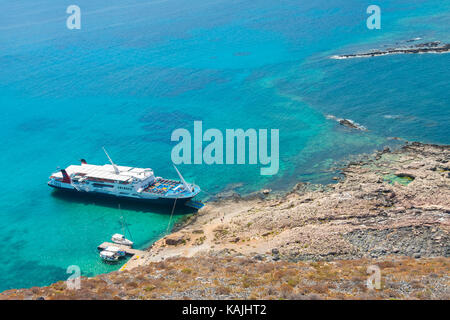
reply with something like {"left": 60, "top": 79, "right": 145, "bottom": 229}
{"left": 1, "top": 142, "right": 448, "bottom": 299}
{"left": 148, "top": 142, "right": 449, "bottom": 263}
{"left": 331, "top": 41, "right": 450, "bottom": 59}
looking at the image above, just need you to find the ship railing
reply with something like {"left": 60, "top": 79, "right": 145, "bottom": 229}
{"left": 71, "top": 183, "right": 81, "bottom": 191}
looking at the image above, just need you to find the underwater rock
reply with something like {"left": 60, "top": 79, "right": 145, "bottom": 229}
{"left": 339, "top": 119, "right": 362, "bottom": 130}
{"left": 326, "top": 114, "right": 367, "bottom": 131}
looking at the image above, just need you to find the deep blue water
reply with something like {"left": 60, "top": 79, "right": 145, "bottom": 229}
{"left": 0, "top": 0, "right": 449, "bottom": 291}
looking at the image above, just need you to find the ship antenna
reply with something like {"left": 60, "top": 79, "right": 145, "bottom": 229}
{"left": 173, "top": 164, "right": 192, "bottom": 192}
{"left": 102, "top": 147, "right": 120, "bottom": 175}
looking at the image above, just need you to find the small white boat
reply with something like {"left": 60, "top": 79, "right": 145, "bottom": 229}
{"left": 100, "top": 250, "right": 119, "bottom": 262}
{"left": 104, "top": 245, "right": 126, "bottom": 257}
{"left": 111, "top": 233, "right": 133, "bottom": 247}
{"left": 112, "top": 208, "right": 134, "bottom": 247}
{"left": 99, "top": 246, "right": 127, "bottom": 262}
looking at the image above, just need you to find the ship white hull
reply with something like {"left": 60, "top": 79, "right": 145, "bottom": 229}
{"left": 48, "top": 154, "right": 200, "bottom": 207}
{"left": 48, "top": 182, "right": 196, "bottom": 205}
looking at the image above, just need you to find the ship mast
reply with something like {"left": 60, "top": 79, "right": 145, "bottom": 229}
{"left": 102, "top": 147, "right": 120, "bottom": 175}
{"left": 173, "top": 164, "right": 192, "bottom": 192}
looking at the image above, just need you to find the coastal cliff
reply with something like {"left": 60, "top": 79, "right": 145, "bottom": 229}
{"left": 1, "top": 142, "right": 449, "bottom": 300}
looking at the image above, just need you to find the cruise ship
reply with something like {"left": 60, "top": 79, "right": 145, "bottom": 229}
{"left": 48, "top": 148, "right": 201, "bottom": 205}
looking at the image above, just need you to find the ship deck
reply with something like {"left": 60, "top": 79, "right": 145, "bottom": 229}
{"left": 142, "top": 178, "right": 182, "bottom": 195}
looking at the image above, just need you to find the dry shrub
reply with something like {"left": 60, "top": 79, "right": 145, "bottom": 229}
{"left": 82, "top": 280, "right": 99, "bottom": 290}
{"left": 242, "top": 276, "right": 257, "bottom": 288}
{"left": 141, "top": 265, "right": 154, "bottom": 273}
{"left": 280, "top": 283, "right": 294, "bottom": 299}
{"left": 414, "top": 290, "right": 425, "bottom": 299}
{"left": 265, "top": 285, "right": 277, "bottom": 296}
{"left": 331, "top": 292, "right": 348, "bottom": 300}
{"left": 30, "top": 287, "right": 41, "bottom": 294}
{"left": 378, "top": 260, "right": 396, "bottom": 269}
{"left": 355, "top": 281, "right": 367, "bottom": 292}
{"left": 144, "top": 285, "right": 156, "bottom": 292}
{"left": 272, "top": 270, "right": 285, "bottom": 280}
{"left": 50, "top": 281, "right": 66, "bottom": 291}
{"left": 148, "top": 278, "right": 165, "bottom": 288}
{"left": 154, "top": 261, "right": 168, "bottom": 269}
{"left": 385, "top": 281, "right": 400, "bottom": 290}
{"left": 72, "top": 287, "right": 96, "bottom": 299}
{"left": 181, "top": 268, "right": 192, "bottom": 274}
{"left": 383, "top": 288, "right": 400, "bottom": 299}
{"left": 238, "top": 258, "right": 254, "bottom": 266}
{"left": 167, "top": 269, "right": 177, "bottom": 276}
{"left": 286, "top": 293, "right": 321, "bottom": 300}
{"left": 410, "top": 280, "right": 425, "bottom": 289}
{"left": 308, "top": 283, "right": 329, "bottom": 294}
{"left": 134, "top": 274, "right": 146, "bottom": 282}
{"left": 350, "top": 275, "right": 365, "bottom": 282}
{"left": 225, "top": 265, "right": 239, "bottom": 273}
{"left": 287, "top": 277, "right": 299, "bottom": 287}
{"left": 280, "top": 266, "right": 297, "bottom": 277}
{"left": 256, "top": 263, "right": 275, "bottom": 273}
{"left": 194, "top": 236, "right": 206, "bottom": 245}
{"left": 216, "top": 286, "right": 231, "bottom": 295}
{"left": 126, "top": 281, "right": 138, "bottom": 289}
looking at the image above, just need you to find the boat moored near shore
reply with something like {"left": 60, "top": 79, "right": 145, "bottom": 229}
{"left": 48, "top": 148, "right": 201, "bottom": 206}
{"left": 112, "top": 233, "right": 133, "bottom": 247}
{"left": 99, "top": 246, "right": 127, "bottom": 263}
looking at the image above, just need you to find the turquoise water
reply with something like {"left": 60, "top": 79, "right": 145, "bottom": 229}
{"left": 0, "top": 0, "right": 449, "bottom": 291}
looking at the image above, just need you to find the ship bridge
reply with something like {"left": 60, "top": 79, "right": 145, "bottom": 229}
{"left": 53, "top": 164, "right": 154, "bottom": 184}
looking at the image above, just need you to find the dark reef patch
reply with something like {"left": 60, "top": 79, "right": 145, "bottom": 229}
{"left": 233, "top": 52, "right": 251, "bottom": 56}
{"left": 140, "top": 110, "right": 201, "bottom": 145}
{"left": 17, "top": 117, "right": 60, "bottom": 132}
{"left": 1, "top": 259, "right": 68, "bottom": 292}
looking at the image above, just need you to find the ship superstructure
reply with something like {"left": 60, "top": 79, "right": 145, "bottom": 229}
{"left": 48, "top": 148, "right": 200, "bottom": 205}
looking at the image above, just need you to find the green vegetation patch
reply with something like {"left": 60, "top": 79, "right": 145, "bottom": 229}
{"left": 383, "top": 174, "right": 414, "bottom": 186}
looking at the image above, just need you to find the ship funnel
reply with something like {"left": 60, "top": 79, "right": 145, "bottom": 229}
{"left": 61, "top": 169, "right": 71, "bottom": 183}
{"left": 102, "top": 147, "right": 120, "bottom": 175}
{"left": 173, "top": 164, "right": 192, "bottom": 192}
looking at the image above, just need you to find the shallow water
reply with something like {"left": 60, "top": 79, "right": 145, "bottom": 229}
{"left": 0, "top": 0, "right": 449, "bottom": 291}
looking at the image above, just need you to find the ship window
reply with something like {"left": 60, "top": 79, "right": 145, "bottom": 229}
{"left": 93, "top": 183, "right": 114, "bottom": 188}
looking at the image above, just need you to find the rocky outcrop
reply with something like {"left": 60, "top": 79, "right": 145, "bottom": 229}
{"left": 165, "top": 235, "right": 190, "bottom": 246}
{"left": 326, "top": 114, "right": 368, "bottom": 131}
{"left": 331, "top": 41, "right": 450, "bottom": 59}
{"left": 345, "top": 226, "right": 449, "bottom": 259}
